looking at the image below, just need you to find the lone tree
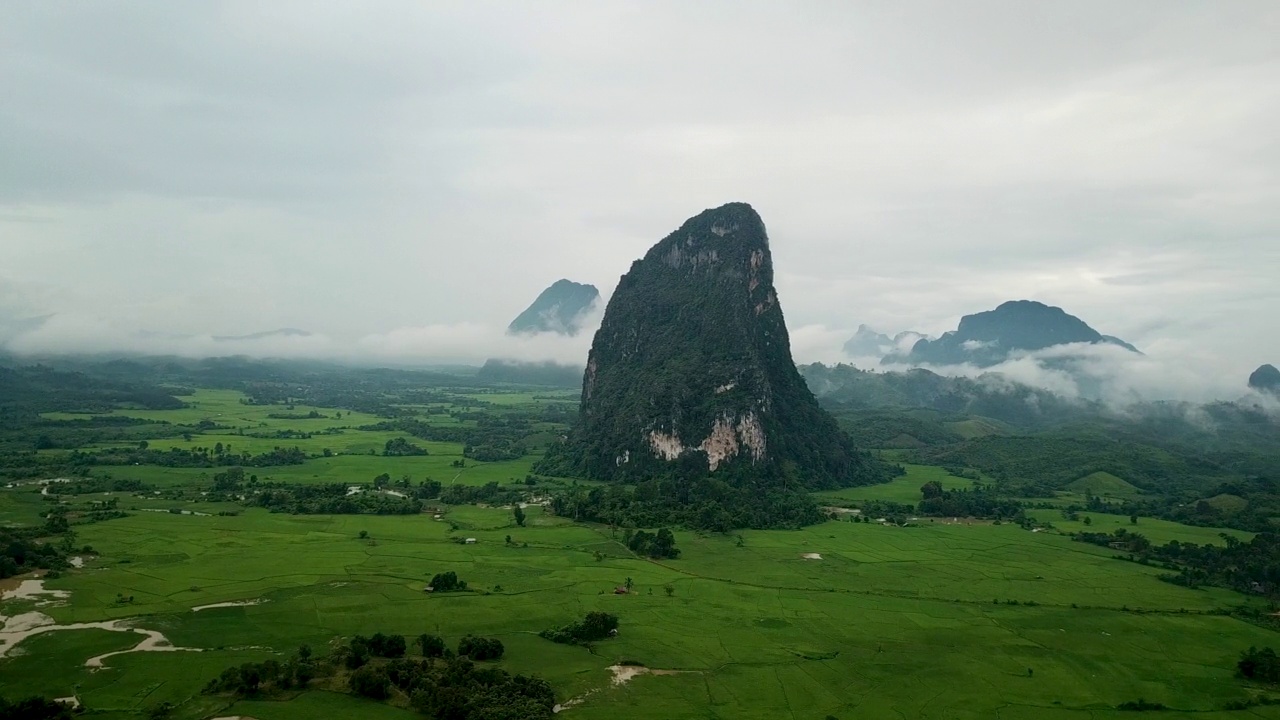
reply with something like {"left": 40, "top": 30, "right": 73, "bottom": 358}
{"left": 514, "top": 505, "right": 526, "bottom": 527}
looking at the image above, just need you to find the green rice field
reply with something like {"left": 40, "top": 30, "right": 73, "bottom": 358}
{"left": 3, "top": 390, "right": 1278, "bottom": 720}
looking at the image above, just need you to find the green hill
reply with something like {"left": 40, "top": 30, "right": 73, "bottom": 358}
{"left": 1066, "top": 471, "right": 1141, "bottom": 498}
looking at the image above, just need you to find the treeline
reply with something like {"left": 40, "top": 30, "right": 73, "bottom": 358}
{"left": 205, "top": 632, "right": 552, "bottom": 719}
{"left": 384, "top": 437, "right": 429, "bottom": 456}
{"left": 548, "top": 465, "right": 829, "bottom": 531}
{"left": 45, "top": 476, "right": 150, "bottom": 495}
{"left": 917, "top": 482, "right": 1024, "bottom": 520}
{"left": 250, "top": 483, "right": 424, "bottom": 515}
{"left": 1075, "top": 529, "right": 1280, "bottom": 597}
{"left": 1060, "top": 477, "right": 1280, "bottom": 534}
{"left": 0, "top": 695, "right": 75, "bottom": 719}
{"left": 539, "top": 612, "right": 619, "bottom": 646}
{"left": 439, "top": 481, "right": 522, "bottom": 507}
{"left": 361, "top": 415, "right": 532, "bottom": 462}
{"left": 69, "top": 445, "right": 308, "bottom": 469}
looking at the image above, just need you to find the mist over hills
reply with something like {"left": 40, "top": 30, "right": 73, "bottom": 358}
{"left": 212, "top": 328, "right": 313, "bottom": 342}
{"left": 842, "top": 325, "right": 929, "bottom": 359}
{"left": 1249, "top": 364, "right": 1280, "bottom": 394}
{"left": 506, "top": 280, "right": 600, "bottom": 336}
{"left": 883, "top": 300, "right": 1138, "bottom": 367}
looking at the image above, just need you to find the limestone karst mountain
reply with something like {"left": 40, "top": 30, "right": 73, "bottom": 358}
{"left": 506, "top": 280, "right": 600, "bottom": 336}
{"left": 1249, "top": 364, "right": 1280, "bottom": 394}
{"left": 843, "top": 325, "right": 928, "bottom": 359}
{"left": 539, "top": 202, "right": 881, "bottom": 491}
{"left": 887, "top": 300, "right": 1138, "bottom": 367}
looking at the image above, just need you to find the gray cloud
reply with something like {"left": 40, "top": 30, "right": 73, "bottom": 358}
{"left": 1, "top": 2, "right": 1277, "bottom": 394}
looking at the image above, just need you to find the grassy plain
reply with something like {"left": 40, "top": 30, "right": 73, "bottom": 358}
{"left": 812, "top": 463, "right": 978, "bottom": 505}
{"left": 4, "top": 390, "right": 1278, "bottom": 720}
{"left": 5, "top": 505, "right": 1276, "bottom": 719}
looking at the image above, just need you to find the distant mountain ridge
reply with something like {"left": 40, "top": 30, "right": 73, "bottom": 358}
{"left": 843, "top": 325, "right": 928, "bottom": 358}
{"left": 507, "top": 279, "right": 600, "bottom": 336}
{"left": 1250, "top": 364, "right": 1280, "bottom": 394}
{"left": 886, "top": 300, "right": 1138, "bottom": 367}
{"left": 212, "top": 328, "right": 312, "bottom": 342}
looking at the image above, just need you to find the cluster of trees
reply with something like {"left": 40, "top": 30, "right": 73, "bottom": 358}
{"left": 457, "top": 635, "right": 504, "bottom": 660}
{"left": 539, "top": 611, "right": 619, "bottom": 645}
{"left": 265, "top": 410, "right": 326, "bottom": 419}
{"left": 1155, "top": 533, "right": 1280, "bottom": 596}
{"left": 0, "top": 527, "right": 68, "bottom": 578}
{"left": 384, "top": 437, "right": 429, "bottom": 456}
{"left": 428, "top": 571, "right": 468, "bottom": 592}
{"left": 1063, "top": 477, "right": 1280, "bottom": 535}
{"left": 45, "top": 476, "right": 149, "bottom": 495}
{"left": 1074, "top": 528, "right": 1279, "bottom": 597}
{"left": 1074, "top": 529, "right": 1153, "bottom": 556}
{"left": 251, "top": 483, "right": 424, "bottom": 515}
{"left": 439, "top": 482, "right": 523, "bottom": 507}
{"left": 361, "top": 414, "right": 536, "bottom": 463}
{"left": 72, "top": 445, "right": 307, "bottom": 469}
{"left": 22, "top": 414, "right": 179, "bottom": 453}
{"left": 204, "top": 644, "right": 319, "bottom": 694}
{"left": 354, "top": 633, "right": 408, "bottom": 659}
{"left": 548, "top": 470, "right": 827, "bottom": 531}
{"left": 384, "top": 656, "right": 552, "bottom": 718}
{"left": 917, "top": 482, "right": 1025, "bottom": 520}
{"left": 1239, "top": 647, "right": 1280, "bottom": 684}
{"left": 0, "top": 695, "right": 76, "bottom": 719}
{"left": 205, "top": 632, "right": 546, "bottom": 719}
{"left": 625, "top": 528, "right": 679, "bottom": 559}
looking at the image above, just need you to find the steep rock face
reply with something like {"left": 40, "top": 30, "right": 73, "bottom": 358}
{"left": 1249, "top": 364, "right": 1280, "bottom": 394}
{"left": 507, "top": 279, "right": 600, "bottom": 336}
{"left": 551, "top": 202, "right": 875, "bottom": 489}
{"left": 889, "top": 300, "right": 1137, "bottom": 367}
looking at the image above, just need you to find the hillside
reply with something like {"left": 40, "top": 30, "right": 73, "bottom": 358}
{"left": 507, "top": 279, "right": 600, "bottom": 335}
{"left": 886, "top": 300, "right": 1138, "bottom": 367}
{"left": 538, "top": 203, "right": 886, "bottom": 527}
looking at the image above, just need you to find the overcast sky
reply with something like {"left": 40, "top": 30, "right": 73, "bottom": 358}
{"left": 1, "top": 2, "right": 1277, "bottom": 395}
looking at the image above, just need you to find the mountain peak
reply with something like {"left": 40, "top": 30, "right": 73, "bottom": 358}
{"left": 540, "top": 203, "right": 879, "bottom": 491}
{"left": 888, "top": 300, "right": 1137, "bottom": 367}
{"left": 507, "top": 280, "right": 600, "bottom": 336}
{"left": 1249, "top": 364, "right": 1280, "bottom": 393}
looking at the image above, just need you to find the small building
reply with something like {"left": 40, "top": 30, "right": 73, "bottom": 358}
{"left": 464, "top": 538, "right": 477, "bottom": 544}
{"left": 613, "top": 586, "right": 628, "bottom": 595}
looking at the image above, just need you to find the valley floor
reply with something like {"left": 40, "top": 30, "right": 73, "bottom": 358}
{"left": 2, "top": 502, "right": 1277, "bottom": 719}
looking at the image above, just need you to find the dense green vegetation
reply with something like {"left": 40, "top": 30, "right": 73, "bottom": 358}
{"left": 804, "top": 362, "right": 1280, "bottom": 535}
{"left": 506, "top": 278, "right": 600, "bottom": 336}
{"left": 539, "top": 611, "right": 620, "bottom": 646}
{"left": 2, "top": 354, "right": 1279, "bottom": 719}
{"left": 541, "top": 204, "right": 892, "bottom": 530}
{"left": 204, "top": 633, "right": 546, "bottom": 718}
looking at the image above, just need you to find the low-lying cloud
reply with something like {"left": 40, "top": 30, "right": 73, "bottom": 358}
{"left": 4, "top": 312, "right": 599, "bottom": 367}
